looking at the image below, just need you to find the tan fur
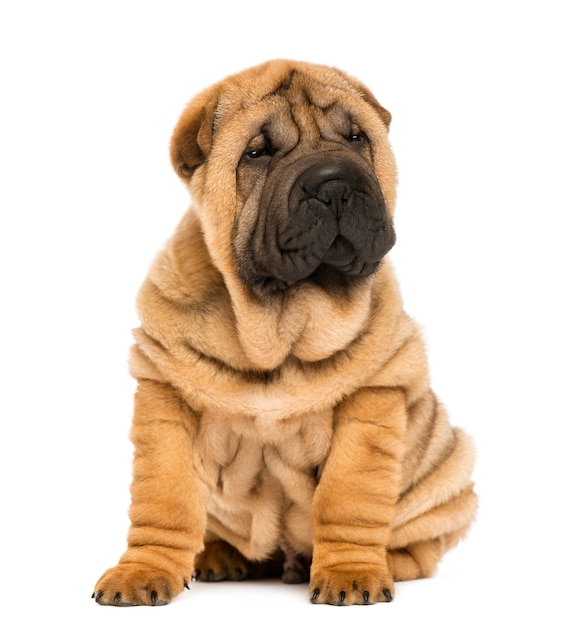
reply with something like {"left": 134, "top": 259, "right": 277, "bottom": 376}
{"left": 94, "top": 60, "right": 477, "bottom": 607}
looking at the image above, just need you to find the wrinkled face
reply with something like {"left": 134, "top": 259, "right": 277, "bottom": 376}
{"left": 171, "top": 61, "right": 398, "bottom": 300}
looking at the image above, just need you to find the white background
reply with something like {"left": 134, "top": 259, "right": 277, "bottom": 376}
{"left": 1, "top": 1, "right": 571, "bottom": 624}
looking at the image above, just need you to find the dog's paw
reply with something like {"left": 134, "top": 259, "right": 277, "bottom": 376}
{"left": 93, "top": 563, "right": 187, "bottom": 606}
{"left": 193, "top": 541, "right": 250, "bottom": 582}
{"left": 309, "top": 566, "right": 395, "bottom": 606}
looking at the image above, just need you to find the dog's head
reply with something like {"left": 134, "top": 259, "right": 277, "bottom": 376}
{"left": 170, "top": 60, "right": 397, "bottom": 301}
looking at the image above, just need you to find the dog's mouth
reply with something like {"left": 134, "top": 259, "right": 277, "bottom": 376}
{"left": 235, "top": 153, "right": 395, "bottom": 298}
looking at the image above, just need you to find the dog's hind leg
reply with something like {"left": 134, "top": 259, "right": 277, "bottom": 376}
{"left": 279, "top": 538, "right": 311, "bottom": 584}
{"left": 388, "top": 487, "right": 477, "bottom": 581}
{"left": 193, "top": 540, "right": 250, "bottom": 581}
{"left": 193, "top": 539, "right": 287, "bottom": 582}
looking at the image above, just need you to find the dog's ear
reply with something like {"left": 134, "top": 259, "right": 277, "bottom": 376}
{"left": 356, "top": 83, "right": 392, "bottom": 129}
{"left": 335, "top": 69, "right": 392, "bottom": 129}
{"left": 170, "top": 85, "right": 220, "bottom": 179}
{"left": 364, "top": 94, "right": 392, "bottom": 129}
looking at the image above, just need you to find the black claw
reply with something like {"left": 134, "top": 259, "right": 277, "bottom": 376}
{"left": 383, "top": 588, "right": 393, "bottom": 602}
{"left": 311, "top": 588, "right": 320, "bottom": 603}
{"left": 207, "top": 569, "right": 214, "bottom": 582}
{"left": 338, "top": 590, "right": 346, "bottom": 604}
{"left": 184, "top": 579, "right": 190, "bottom": 590}
{"left": 113, "top": 592, "right": 121, "bottom": 604}
{"left": 192, "top": 569, "right": 201, "bottom": 582}
{"left": 236, "top": 568, "right": 245, "bottom": 580}
{"left": 91, "top": 592, "right": 95, "bottom": 599}
{"left": 95, "top": 590, "right": 104, "bottom": 603}
{"left": 363, "top": 590, "right": 370, "bottom": 604}
{"left": 150, "top": 590, "right": 158, "bottom": 605}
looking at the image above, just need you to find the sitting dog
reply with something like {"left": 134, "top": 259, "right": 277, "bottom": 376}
{"left": 94, "top": 59, "right": 477, "bottom": 606}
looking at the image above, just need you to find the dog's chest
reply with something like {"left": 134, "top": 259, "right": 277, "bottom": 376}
{"left": 194, "top": 407, "right": 333, "bottom": 557}
{"left": 196, "top": 407, "right": 333, "bottom": 493}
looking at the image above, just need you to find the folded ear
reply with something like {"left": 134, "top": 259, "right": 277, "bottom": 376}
{"left": 363, "top": 92, "right": 392, "bottom": 129}
{"left": 335, "top": 69, "right": 392, "bottom": 129}
{"left": 354, "top": 82, "right": 392, "bottom": 129}
{"left": 170, "top": 84, "right": 220, "bottom": 179}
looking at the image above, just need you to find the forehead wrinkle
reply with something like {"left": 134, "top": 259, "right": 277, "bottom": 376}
{"left": 212, "top": 68, "right": 360, "bottom": 143}
{"left": 289, "top": 102, "right": 321, "bottom": 145}
{"left": 285, "top": 69, "right": 358, "bottom": 108}
{"left": 242, "top": 90, "right": 310, "bottom": 147}
{"left": 281, "top": 75, "right": 356, "bottom": 144}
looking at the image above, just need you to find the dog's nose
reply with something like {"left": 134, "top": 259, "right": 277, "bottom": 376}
{"left": 295, "top": 162, "right": 355, "bottom": 220}
{"left": 315, "top": 179, "right": 352, "bottom": 216}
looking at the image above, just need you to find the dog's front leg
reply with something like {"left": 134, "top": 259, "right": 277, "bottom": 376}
{"left": 94, "top": 379, "right": 207, "bottom": 606}
{"left": 309, "top": 387, "right": 406, "bottom": 606}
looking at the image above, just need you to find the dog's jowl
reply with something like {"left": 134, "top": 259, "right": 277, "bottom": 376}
{"left": 93, "top": 60, "right": 477, "bottom": 607}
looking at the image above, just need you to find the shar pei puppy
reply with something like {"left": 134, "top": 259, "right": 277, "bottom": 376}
{"left": 93, "top": 59, "right": 477, "bottom": 607}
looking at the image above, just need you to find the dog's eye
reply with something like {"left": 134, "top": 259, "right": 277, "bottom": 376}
{"left": 243, "top": 131, "right": 275, "bottom": 162}
{"left": 348, "top": 131, "right": 368, "bottom": 144}
{"left": 244, "top": 147, "right": 269, "bottom": 159}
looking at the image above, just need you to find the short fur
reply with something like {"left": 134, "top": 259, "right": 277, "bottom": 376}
{"left": 94, "top": 60, "right": 477, "bottom": 607}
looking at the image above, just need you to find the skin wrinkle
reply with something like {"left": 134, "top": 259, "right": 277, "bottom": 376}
{"left": 408, "top": 428, "right": 459, "bottom": 493}
{"left": 408, "top": 393, "right": 439, "bottom": 453}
